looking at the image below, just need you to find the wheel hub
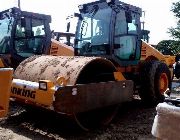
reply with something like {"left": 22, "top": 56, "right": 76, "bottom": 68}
{"left": 159, "top": 73, "right": 168, "bottom": 94}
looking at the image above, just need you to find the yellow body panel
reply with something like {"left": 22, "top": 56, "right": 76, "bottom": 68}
{"left": 141, "top": 41, "right": 175, "bottom": 67}
{"left": 141, "top": 41, "right": 166, "bottom": 61}
{"left": 113, "top": 72, "right": 125, "bottom": 81}
{"left": 50, "top": 39, "right": 74, "bottom": 56}
{"left": 0, "top": 59, "right": 5, "bottom": 67}
{"left": 164, "top": 55, "right": 175, "bottom": 67}
{"left": 11, "top": 80, "right": 55, "bottom": 108}
{"left": 0, "top": 68, "right": 13, "bottom": 117}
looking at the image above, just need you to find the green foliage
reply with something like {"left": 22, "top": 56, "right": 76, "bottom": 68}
{"left": 35, "top": 28, "right": 41, "bottom": 36}
{"left": 169, "top": 2, "right": 180, "bottom": 40}
{"left": 171, "top": 2, "right": 180, "bottom": 18}
{"left": 159, "top": 2, "right": 180, "bottom": 55}
{"left": 156, "top": 40, "right": 180, "bottom": 55}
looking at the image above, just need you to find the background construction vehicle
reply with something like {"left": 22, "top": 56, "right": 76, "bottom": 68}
{"left": 0, "top": 7, "right": 73, "bottom": 68}
{"left": 0, "top": 0, "right": 176, "bottom": 130}
{"left": 52, "top": 31, "right": 75, "bottom": 46}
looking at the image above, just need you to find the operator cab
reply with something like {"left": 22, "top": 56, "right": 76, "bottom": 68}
{"left": 0, "top": 7, "right": 51, "bottom": 68}
{"left": 74, "top": 0, "right": 142, "bottom": 66}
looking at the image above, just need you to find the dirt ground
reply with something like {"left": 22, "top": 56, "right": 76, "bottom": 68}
{"left": 0, "top": 80, "right": 179, "bottom": 140}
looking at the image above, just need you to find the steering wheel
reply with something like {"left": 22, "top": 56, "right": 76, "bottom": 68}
{"left": 80, "top": 41, "right": 92, "bottom": 53}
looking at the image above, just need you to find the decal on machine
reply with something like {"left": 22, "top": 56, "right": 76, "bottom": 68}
{"left": 11, "top": 86, "right": 36, "bottom": 99}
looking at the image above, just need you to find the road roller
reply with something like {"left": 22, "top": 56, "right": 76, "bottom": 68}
{"left": 0, "top": 0, "right": 175, "bottom": 130}
{"left": 0, "top": 7, "right": 73, "bottom": 68}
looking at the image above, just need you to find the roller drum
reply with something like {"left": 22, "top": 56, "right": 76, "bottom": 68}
{"left": 14, "top": 55, "right": 116, "bottom": 86}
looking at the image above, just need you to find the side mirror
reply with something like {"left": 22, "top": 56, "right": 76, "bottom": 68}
{"left": 66, "top": 15, "right": 72, "bottom": 32}
{"left": 74, "top": 13, "right": 82, "bottom": 20}
{"left": 125, "top": 11, "right": 132, "bottom": 23}
{"left": 66, "top": 22, "right": 70, "bottom": 32}
{"left": 21, "top": 17, "right": 26, "bottom": 27}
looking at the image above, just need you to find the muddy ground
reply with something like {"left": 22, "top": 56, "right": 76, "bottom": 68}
{"left": 0, "top": 80, "right": 179, "bottom": 140}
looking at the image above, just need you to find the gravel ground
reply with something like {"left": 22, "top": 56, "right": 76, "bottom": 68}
{"left": 0, "top": 80, "right": 179, "bottom": 140}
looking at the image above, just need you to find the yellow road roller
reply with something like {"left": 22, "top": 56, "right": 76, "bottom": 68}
{"left": 0, "top": 0, "right": 175, "bottom": 130}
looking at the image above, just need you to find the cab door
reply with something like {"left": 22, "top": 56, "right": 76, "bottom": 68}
{"left": 113, "top": 9, "right": 141, "bottom": 66}
{"left": 11, "top": 17, "right": 49, "bottom": 68}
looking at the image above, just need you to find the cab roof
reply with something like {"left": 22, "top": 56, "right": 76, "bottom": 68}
{"left": 79, "top": 0, "right": 142, "bottom": 16}
{"left": 0, "top": 7, "right": 51, "bottom": 22}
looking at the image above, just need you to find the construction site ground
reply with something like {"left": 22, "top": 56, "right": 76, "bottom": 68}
{"left": 0, "top": 79, "right": 179, "bottom": 140}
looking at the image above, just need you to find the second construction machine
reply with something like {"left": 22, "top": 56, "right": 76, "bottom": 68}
{"left": 0, "top": 0, "right": 175, "bottom": 130}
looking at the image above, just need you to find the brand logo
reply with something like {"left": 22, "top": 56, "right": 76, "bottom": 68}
{"left": 11, "top": 87, "right": 36, "bottom": 99}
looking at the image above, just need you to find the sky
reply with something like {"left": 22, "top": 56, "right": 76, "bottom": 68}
{"left": 0, "top": 0, "right": 178, "bottom": 44}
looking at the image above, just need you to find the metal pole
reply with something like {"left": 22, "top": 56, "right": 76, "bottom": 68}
{"left": 18, "top": 0, "right": 21, "bottom": 9}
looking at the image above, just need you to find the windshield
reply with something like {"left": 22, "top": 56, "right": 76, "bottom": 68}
{"left": 0, "top": 12, "right": 14, "bottom": 54}
{"left": 14, "top": 18, "right": 45, "bottom": 57}
{"left": 75, "top": 7, "right": 112, "bottom": 55}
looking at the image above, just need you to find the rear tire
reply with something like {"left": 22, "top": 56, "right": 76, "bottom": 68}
{"left": 139, "top": 61, "right": 171, "bottom": 105}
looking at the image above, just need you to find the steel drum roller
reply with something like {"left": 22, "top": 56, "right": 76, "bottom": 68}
{"left": 14, "top": 55, "right": 116, "bottom": 86}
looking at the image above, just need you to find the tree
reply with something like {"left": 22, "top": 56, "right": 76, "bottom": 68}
{"left": 169, "top": 2, "right": 180, "bottom": 39}
{"left": 167, "top": 2, "right": 180, "bottom": 54}
{"left": 35, "top": 27, "right": 41, "bottom": 36}
{"left": 156, "top": 40, "right": 180, "bottom": 55}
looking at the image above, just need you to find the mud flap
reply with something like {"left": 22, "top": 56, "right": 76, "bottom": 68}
{"left": 53, "top": 80, "right": 133, "bottom": 114}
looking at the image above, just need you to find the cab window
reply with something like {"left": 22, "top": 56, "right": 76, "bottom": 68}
{"left": 14, "top": 18, "right": 45, "bottom": 57}
{"left": 114, "top": 10, "right": 138, "bottom": 60}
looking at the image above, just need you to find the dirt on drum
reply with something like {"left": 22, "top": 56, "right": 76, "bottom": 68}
{"left": 14, "top": 55, "right": 116, "bottom": 86}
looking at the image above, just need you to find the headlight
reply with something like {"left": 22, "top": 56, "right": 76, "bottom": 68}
{"left": 39, "top": 81, "right": 47, "bottom": 91}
